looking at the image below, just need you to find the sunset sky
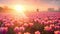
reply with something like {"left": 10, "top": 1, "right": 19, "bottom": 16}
{"left": 0, "top": 0, "right": 60, "bottom": 11}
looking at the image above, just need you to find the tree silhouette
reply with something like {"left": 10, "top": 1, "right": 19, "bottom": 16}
{"left": 36, "top": 9, "right": 39, "bottom": 12}
{"left": 0, "top": 7, "right": 3, "bottom": 12}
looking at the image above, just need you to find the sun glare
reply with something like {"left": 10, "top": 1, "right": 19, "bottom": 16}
{"left": 13, "top": 5, "right": 24, "bottom": 12}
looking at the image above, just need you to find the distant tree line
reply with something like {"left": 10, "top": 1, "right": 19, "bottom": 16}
{"left": 0, "top": 6, "right": 11, "bottom": 12}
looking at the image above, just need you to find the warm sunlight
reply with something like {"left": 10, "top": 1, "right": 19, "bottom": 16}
{"left": 13, "top": 5, "right": 25, "bottom": 12}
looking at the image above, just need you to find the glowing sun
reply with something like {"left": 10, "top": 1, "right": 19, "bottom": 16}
{"left": 13, "top": 5, "right": 24, "bottom": 12}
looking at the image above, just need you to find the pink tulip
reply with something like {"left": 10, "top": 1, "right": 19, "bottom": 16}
{"left": 44, "top": 26, "right": 52, "bottom": 31}
{"left": 58, "top": 20, "right": 60, "bottom": 23}
{"left": 24, "top": 32, "right": 31, "bottom": 34}
{"left": 54, "top": 26, "right": 60, "bottom": 29}
{"left": 17, "top": 32, "right": 22, "bottom": 34}
{"left": 14, "top": 27, "right": 20, "bottom": 33}
{"left": 50, "top": 24, "right": 55, "bottom": 27}
{"left": 23, "top": 23, "right": 29, "bottom": 27}
{"left": 5, "top": 23, "right": 10, "bottom": 27}
{"left": 19, "top": 26, "right": 25, "bottom": 31}
{"left": 35, "top": 31, "right": 41, "bottom": 34}
{"left": 29, "top": 23, "right": 33, "bottom": 27}
{"left": 0, "top": 27, "right": 8, "bottom": 32}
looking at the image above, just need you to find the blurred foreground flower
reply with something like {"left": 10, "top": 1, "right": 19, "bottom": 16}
{"left": 54, "top": 31, "right": 60, "bottom": 34}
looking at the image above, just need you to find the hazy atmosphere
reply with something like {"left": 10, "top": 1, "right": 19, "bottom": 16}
{"left": 0, "top": 0, "right": 60, "bottom": 11}
{"left": 0, "top": 0, "right": 60, "bottom": 34}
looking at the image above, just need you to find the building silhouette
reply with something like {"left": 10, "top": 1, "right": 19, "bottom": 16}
{"left": 48, "top": 8, "right": 55, "bottom": 12}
